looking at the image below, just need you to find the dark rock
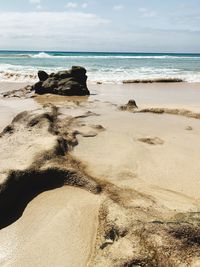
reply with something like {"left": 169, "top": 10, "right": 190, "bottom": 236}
{"left": 71, "top": 66, "right": 86, "bottom": 76}
{"left": 127, "top": 100, "right": 138, "bottom": 108}
{"left": 119, "top": 99, "right": 138, "bottom": 111}
{"left": 32, "top": 66, "right": 90, "bottom": 96}
{"left": 38, "top": 71, "right": 49, "bottom": 81}
{"left": 57, "top": 77, "right": 74, "bottom": 86}
{"left": 53, "top": 71, "right": 72, "bottom": 79}
{"left": 42, "top": 78, "right": 58, "bottom": 91}
{"left": 34, "top": 81, "right": 47, "bottom": 94}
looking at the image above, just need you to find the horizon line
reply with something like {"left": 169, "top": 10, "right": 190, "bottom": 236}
{"left": 0, "top": 50, "right": 200, "bottom": 55}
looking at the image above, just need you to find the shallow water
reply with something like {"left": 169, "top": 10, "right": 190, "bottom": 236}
{"left": 0, "top": 51, "right": 200, "bottom": 83}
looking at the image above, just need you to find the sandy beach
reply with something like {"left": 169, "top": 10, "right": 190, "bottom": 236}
{"left": 1, "top": 0, "right": 200, "bottom": 264}
{"left": 1, "top": 81, "right": 200, "bottom": 266}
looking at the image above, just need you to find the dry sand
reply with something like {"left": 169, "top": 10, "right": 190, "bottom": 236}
{"left": 1, "top": 82, "right": 200, "bottom": 266}
{"left": 0, "top": 99, "right": 101, "bottom": 267}
{"left": 0, "top": 82, "right": 36, "bottom": 131}
{"left": 72, "top": 103, "right": 200, "bottom": 209}
{"left": 0, "top": 187, "right": 100, "bottom": 267}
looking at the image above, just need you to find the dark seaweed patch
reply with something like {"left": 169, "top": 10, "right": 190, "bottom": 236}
{"left": 169, "top": 225, "right": 200, "bottom": 246}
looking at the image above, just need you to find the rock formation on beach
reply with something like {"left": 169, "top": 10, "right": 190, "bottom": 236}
{"left": 32, "top": 66, "right": 90, "bottom": 96}
{"left": 119, "top": 99, "right": 138, "bottom": 111}
{"left": 123, "top": 78, "right": 183, "bottom": 83}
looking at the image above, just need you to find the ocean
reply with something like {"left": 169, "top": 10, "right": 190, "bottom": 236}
{"left": 0, "top": 51, "right": 200, "bottom": 83}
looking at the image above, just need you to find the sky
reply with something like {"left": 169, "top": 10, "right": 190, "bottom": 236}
{"left": 0, "top": 0, "right": 200, "bottom": 52}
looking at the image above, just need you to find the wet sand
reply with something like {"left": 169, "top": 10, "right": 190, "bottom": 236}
{"left": 90, "top": 82, "right": 200, "bottom": 110}
{"left": 1, "top": 81, "right": 200, "bottom": 266}
{"left": 73, "top": 104, "right": 200, "bottom": 208}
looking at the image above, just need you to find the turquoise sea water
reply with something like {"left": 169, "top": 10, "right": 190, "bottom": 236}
{"left": 0, "top": 51, "right": 200, "bottom": 83}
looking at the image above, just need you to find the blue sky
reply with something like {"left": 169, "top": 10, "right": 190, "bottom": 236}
{"left": 0, "top": 0, "right": 200, "bottom": 52}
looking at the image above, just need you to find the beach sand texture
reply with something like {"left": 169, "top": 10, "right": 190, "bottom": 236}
{"left": 0, "top": 82, "right": 200, "bottom": 266}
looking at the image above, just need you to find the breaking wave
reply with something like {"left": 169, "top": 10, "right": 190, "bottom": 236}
{"left": 31, "top": 52, "right": 52, "bottom": 58}
{"left": 0, "top": 52, "right": 200, "bottom": 60}
{"left": 28, "top": 53, "right": 200, "bottom": 59}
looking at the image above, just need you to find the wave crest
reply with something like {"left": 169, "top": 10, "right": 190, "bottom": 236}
{"left": 0, "top": 53, "right": 200, "bottom": 60}
{"left": 31, "top": 52, "right": 52, "bottom": 58}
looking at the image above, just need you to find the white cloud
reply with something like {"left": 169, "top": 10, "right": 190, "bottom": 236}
{"left": 113, "top": 5, "right": 123, "bottom": 11}
{"left": 0, "top": 11, "right": 110, "bottom": 50}
{"left": 82, "top": 3, "right": 88, "bottom": 9}
{"left": 0, "top": 11, "right": 199, "bottom": 52}
{"left": 65, "top": 2, "right": 88, "bottom": 9}
{"left": 30, "top": 0, "right": 41, "bottom": 4}
{"left": 66, "top": 2, "right": 78, "bottom": 9}
{"left": 139, "top": 8, "right": 156, "bottom": 18}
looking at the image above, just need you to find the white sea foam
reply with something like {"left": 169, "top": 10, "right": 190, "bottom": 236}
{"left": 0, "top": 64, "right": 200, "bottom": 83}
{"left": 31, "top": 52, "right": 52, "bottom": 58}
